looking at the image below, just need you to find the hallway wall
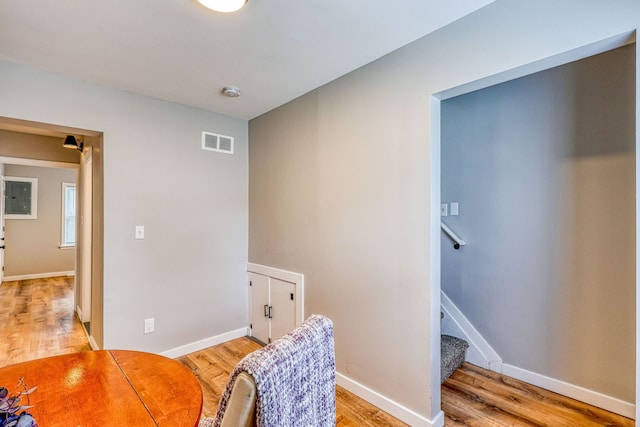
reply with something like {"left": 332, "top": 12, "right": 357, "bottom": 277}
{"left": 441, "top": 44, "right": 635, "bottom": 401}
{"left": 4, "top": 164, "right": 77, "bottom": 277}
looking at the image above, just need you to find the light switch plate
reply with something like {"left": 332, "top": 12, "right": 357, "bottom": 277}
{"left": 135, "top": 225, "right": 145, "bottom": 240}
{"left": 450, "top": 202, "right": 459, "bottom": 216}
{"left": 144, "top": 318, "right": 154, "bottom": 334}
{"left": 440, "top": 204, "right": 448, "bottom": 217}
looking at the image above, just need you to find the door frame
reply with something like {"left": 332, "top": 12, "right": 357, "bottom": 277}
{"left": 78, "top": 147, "right": 92, "bottom": 325}
{"left": 0, "top": 116, "right": 104, "bottom": 350}
{"left": 429, "top": 31, "right": 638, "bottom": 421}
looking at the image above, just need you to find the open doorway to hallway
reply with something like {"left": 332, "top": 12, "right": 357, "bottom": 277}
{"left": 0, "top": 117, "right": 104, "bottom": 360}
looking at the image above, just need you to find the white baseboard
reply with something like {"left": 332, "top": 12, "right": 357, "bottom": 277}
{"left": 431, "top": 410, "right": 445, "bottom": 427}
{"left": 89, "top": 335, "right": 100, "bottom": 351}
{"left": 336, "top": 372, "right": 442, "bottom": 427}
{"left": 161, "top": 327, "right": 249, "bottom": 359}
{"left": 441, "top": 290, "right": 502, "bottom": 371}
{"left": 502, "top": 364, "right": 635, "bottom": 419}
{"left": 3, "top": 271, "right": 75, "bottom": 282}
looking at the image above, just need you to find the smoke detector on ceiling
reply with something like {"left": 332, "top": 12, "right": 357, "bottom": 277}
{"left": 222, "top": 86, "right": 241, "bottom": 98}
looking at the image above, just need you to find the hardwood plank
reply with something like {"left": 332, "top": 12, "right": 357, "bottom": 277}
{"left": 336, "top": 385, "right": 409, "bottom": 427}
{"left": 443, "top": 375, "right": 546, "bottom": 426}
{"left": 443, "top": 363, "right": 634, "bottom": 427}
{"left": 450, "top": 365, "right": 600, "bottom": 426}
{"left": 461, "top": 363, "right": 632, "bottom": 426}
{"left": 178, "top": 337, "right": 409, "bottom": 426}
{"left": 177, "top": 339, "right": 262, "bottom": 419}
{"left": 0, "top": 276, "right": 91, "bottom": 367}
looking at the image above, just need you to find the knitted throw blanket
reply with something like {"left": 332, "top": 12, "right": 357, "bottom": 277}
{"left": 213, "top": 314, "right": 336, "bottom": 427}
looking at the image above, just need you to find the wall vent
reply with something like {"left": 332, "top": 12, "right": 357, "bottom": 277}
{"left": 202, "top": 131, "right": 234, "bottom": 154}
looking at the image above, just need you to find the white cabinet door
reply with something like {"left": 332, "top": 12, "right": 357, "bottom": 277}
{"left": 249, "top": 272, "right": 270, "bottom": 344}
{"left": 269, "top": 278, "right": 296, "bottom": 342}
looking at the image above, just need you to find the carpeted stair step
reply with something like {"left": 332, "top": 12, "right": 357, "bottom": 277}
{"left": 441, "top": 334, "right": 468, "bottom": 383}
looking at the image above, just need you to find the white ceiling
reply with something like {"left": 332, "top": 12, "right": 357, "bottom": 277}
{"left": 0, "top": 0, "right": 493, "bottom": 120}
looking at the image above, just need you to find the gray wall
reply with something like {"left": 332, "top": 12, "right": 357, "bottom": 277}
{"left": 441, "top": 45, "right": 635, "bottom": 401}
{"left": 248, "top": 0, "right": 639, "bottom": 421}
{"left": 4, "top": 164, "right": 77, "bottom": 277}
{"left": 0, "top": 61, "right": 248, "bottom": 354}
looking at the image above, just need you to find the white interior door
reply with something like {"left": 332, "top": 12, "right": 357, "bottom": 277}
{"left": 249, "top": 272, "right": 270, "bottom": 344}
{"left": 269, "top": 278, "right": 296, "bottom": 342}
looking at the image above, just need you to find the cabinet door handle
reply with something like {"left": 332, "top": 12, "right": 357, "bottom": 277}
{"left": 268, "top": 305, "right": 273, "bottom": 319}
{"left": 263, "top": 304, "right": 269, "bottom": 318}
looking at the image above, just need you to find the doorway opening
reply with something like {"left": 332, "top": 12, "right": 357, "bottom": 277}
{"left": 0, "top": 116, "right": 104, "bottom": 355}
{"left": 429, "top": 32, "right": 638, "bottom": 421}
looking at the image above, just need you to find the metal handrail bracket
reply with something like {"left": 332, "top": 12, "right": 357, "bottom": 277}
{"left": 441, "top": 222, "right": 466, "bottom": 250}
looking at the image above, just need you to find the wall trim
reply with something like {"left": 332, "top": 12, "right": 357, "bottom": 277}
{"left": 247, "top": 262, "right": 303, "bottom": 285}
{"left": 0, "top": 155, "right": 79, "bottom": 169}
{"left": 502, "top": 364, "right": 635, "bottom": 419}
{"left": 88, "top": 335, "right": 100, "bottom": 351}
{"left": 3, "top": 271, "right": 75, "bottom": 281}
{"left": 336, "top": 373, "right": 443, "bottom": 427}
{"left": 440, "top": 290, "right": 502, "bottom": 371}
{"left": 161, "top": 327, "right": 249, "bottom": 359}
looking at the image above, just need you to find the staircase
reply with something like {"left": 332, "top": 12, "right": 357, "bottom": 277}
{"left": 441, "top": 312, "right": 469, "bottom": 383}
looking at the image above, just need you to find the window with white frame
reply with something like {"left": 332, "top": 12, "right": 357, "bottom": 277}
{"left": 61, "top": 182, "right": 76, "bottom": 247}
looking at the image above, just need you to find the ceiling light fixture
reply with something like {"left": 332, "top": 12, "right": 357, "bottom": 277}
{"left": 222, "top": 86, "right": 241, "bottom": 97}
{"left": 63, "top": 135, "right": 84, "bottom": 152}
{"left": 197, "top": 0, "right": 247, "bottom": 13}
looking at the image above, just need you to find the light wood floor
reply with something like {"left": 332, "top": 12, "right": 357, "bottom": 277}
{"left": 0, "top": 276, "right": 91, "bottom": 367}
{"left": 180, "top": 338, "right": 635, "bottom": 427}
{"left": 2, "top": 277, "right": 634, "bottom": 426}
{"left": 177, "top": 337, "right": 407, "bottom": 426}
{"left": 442, "top": 363, "right": 634, "bottom": 427}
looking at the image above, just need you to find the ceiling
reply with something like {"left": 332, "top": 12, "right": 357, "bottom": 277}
{"left": 0, "top": 0, "right": 493, "bottom": 120}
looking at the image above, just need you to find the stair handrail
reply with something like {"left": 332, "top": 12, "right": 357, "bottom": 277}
{"left": 441, "top": 221, "right": 466, "bottom": 250}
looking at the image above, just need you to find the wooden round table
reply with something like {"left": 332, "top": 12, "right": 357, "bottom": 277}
{"left": 0, "top": 350, "right": 203, "bottom": 426}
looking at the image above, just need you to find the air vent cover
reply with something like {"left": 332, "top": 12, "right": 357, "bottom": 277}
{"left": 202, "top": 131, "right": 234, "bottom": 154}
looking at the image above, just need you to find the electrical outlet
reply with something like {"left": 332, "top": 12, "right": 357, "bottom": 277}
{"left": 144, "top": 318, "right": 155, "bottom": 334}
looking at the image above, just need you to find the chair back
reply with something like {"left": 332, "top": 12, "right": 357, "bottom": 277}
{"left": 201, "top": 314, "right": 335, "bottom": 427}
